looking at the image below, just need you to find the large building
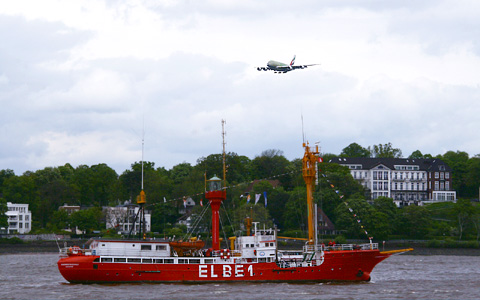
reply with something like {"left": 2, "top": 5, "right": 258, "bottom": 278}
{"left": 6, "top": 202, "right": 32, "bottom": 234}
{"left": 329, "top": 157, "right": 457, "bottom": 206}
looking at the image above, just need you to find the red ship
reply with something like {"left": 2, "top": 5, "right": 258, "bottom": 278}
{"left": 58, "top": 142, "right": 412, "bottom": 283}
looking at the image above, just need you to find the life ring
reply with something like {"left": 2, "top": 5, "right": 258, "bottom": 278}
{"left": 220, "top": 249, "right": 230, "bottom": 259}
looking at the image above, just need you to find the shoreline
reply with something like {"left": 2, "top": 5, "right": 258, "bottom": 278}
{"left": 1, "top": 240, "right": 479, "bottom": 256}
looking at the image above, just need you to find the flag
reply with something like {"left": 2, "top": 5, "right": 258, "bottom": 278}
{"left": 200, "top": 199, "right": 203, "bottom": 207}
{"left": 163, "top": 197, "right": 166, "bottom": 203}
{"left": 247, "top": 194, "right": 251, "bottom": 203}
{"left": 183, "top": 196, "right": 187, "bottom": 208}
{"left": 255, "top": 194, "right": 261, "bottom": 205}
{"left": 263, "top": 191, "right": 267, "bottom": 207}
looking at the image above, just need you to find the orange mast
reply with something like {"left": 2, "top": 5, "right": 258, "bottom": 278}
{"left": 302, "top": 142, "right": 319, "bottom": 246}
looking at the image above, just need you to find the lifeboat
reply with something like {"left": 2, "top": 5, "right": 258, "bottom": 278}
{"left": 169, "top": 237, "right": 205, "bottom": 256}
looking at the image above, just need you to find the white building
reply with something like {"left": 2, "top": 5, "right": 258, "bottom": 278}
{"left": 104, "top": 204, "right": 151, "bottom": 235}
{"left": 330, "top": 157, "right": 457, "bottom": 206}
{"left": 6, "top": 202, "right": 32, "bottom": 234}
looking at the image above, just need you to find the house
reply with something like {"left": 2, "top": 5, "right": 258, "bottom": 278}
{"left": 58, "top": 204, "right": 81, "bottom": 215}
{"left": 317, "top": 208, "right": 341, "bottom": 235}
{"left": 329, "top": 157, "right": 456, "bottom": 206}
{"left": 6, "top": 203, "right": 32, "bottom": 234}
{"left": 104, "top": 202, "right": 151, "bottom": 235}
{"left": 179, "top": 197, "right": 196, "bottom": 215}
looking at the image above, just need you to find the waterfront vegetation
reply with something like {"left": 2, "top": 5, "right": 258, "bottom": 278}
{"left": 1, "top": 143, "right": 480, "bottom": 246}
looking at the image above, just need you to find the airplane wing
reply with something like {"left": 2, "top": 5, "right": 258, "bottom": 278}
{"left": 291, "top": 64, "right": 319, "bottom": 70}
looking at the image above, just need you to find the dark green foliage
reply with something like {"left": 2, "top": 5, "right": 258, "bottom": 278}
{"left": 340, "top": 143, "right": 371, "bottom": 158}
{"left": 1, "top": 142, "right": 480, "bottom": 243}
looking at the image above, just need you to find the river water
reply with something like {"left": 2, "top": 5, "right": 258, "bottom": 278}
{"left": 0, "top": 253, "right": 479, "bottom": 299}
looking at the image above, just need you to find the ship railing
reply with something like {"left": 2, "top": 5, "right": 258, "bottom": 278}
{"left": 302, "top": 244, "right": 324, "bottom": 252}
{"left": 324, "top": 243, "right": 379, "bottom": 251}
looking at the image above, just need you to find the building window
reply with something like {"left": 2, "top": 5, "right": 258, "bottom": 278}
{"left": 435, "top": 181, "right": 439, "bottom": 191}
{"left": 440, "top": 172, "right": 444, "bottom": 180}
{"left": 373, "top": 171, "right": 377, "bottom": 180}
{"left": 446, "top": 181, "right": 450, "bottom": 190}
{"left": 435, "top": 172, "right": 439, "bottom": 179}
{"left": 446, "top": 172, "right": 450, "bottom": 179}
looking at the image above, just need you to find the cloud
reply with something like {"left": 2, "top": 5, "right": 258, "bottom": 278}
{"left": 1, "top": 0, "right": 480, "bottom": 175}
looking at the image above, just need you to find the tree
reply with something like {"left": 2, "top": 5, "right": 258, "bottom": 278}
{"left": 334, "top": 198, "right": 375, "bottom": 239}
{"left": 451, "top": 198, "right": 475, "bottom": 240}
{"left": 340, "top": 143, "right": 371, "bottom": 157}
{"left": 409, "top": 150, "right": 432, "bottom": 159}
{"left": 70, "top": 207, "right": 103, "bottom": 234}
{"left": 250, "top": 149, "right": 290, "bottom": 180}
{"left": 396, "top": 205, "right": 432, "bottom": 239}
{"left": 0, "top": 198, "right": 8, "bottom": 228}
{"left": 466, "top": 156, "right": 480, "bottom": 199}
{"left": 369, "top": 143, "right": 402, "bottom": 158}
{"left": 439, "top": 151, "right": 469, "bottom": 197}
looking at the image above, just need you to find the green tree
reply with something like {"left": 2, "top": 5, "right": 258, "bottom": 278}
{"left": 334, "top": 197, "right": 375, "bottom": 239}
{"left": 451, "top": 198, "right": 475, "bottom": 240}
{"left": 466, "top": 156, "right": 480, "bottom": 199}
{"left": 396, "top": 205, "right": 432, "bottom": 238}
{"left": 340, "top": 143, "right": 371, "bottom": 157}
{"left": 250, "top": 149, "right": 290, "bottom": 180}
{"left": 70, "top": 207, "right": 103, "bottom": 234}
{"left": 0, "top": 198, "right": 8, "bottom": 228}
{"left": 283, "top": 187, "right": 307, "bottom": 231}
{"left": 439, "top": 151, "right": 469, "bottom": 198}
{"left": 369, "top": 143, "right": 402, "bottom": 158}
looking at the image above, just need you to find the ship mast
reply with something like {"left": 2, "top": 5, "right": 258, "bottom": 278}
{"left": 222, "top": 119, "right": 227, "bottom": 184}
{"left": 137, "top": 124, "right": 146, "bottom": 239}
{"left": 302, "top": 142, "right": 319, "bottom": 246}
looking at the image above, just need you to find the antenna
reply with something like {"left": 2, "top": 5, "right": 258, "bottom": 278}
{"left": 141, "top": 118, "right": 145, "bottom": 190}
{"left": 222, "top": 119, "right": 227, "bottom": 184}
{"left": 301, "top": 114, "right": 305, "bottom": 144}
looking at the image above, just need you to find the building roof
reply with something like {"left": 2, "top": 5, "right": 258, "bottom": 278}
{"left": 329, "top": 157, "right": 452, "bottom": 172}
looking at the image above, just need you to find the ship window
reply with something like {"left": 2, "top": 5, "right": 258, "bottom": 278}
{"left": 155, "top": 259, "right": 164, "bottom": 263}
{"left": 93, "top": 264, "right": 98, "bottom": 269}
{"left": 204, "top": 259, "right": 213, "bottom": 264}
{"left": 245, "top": 244, "right": 249, "bottom": 248}
{"left": 142, "top": 259, "right": 153, "bottom": 263}
{"left": 102, "top": 244, "right": 105, "bottom": 247}
{"left": 164, "top": 259, "right": 174, "bottom": 264}
{"left": 114, "top": 258, "right": 126, "bottom": 262}
{"left": 93, "top": 258, "right": 100, "bottom": 262}
{"left": 189, "top": 259, "right": 201, "bottom": 264}
{"left": 156, "top": 245, "right": 167, "bottom": 251}
{"left": 178, "top": 259, "right": 187, "bottom": 264}
{"left": 127, "top": 258, "right": 141, "bottom": 263}
{"left": 141, "top": 245, "right": 152, "bottom": 250}
{"left": 101, "top": 257, "right": 113, "bottom": 263}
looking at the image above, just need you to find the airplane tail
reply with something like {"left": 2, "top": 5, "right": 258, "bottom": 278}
{"left": 290, "top": 55, "right": 296, "bottom": 66}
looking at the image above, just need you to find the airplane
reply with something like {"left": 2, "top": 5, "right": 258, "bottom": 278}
{"left": 257, "top": 55, "right": 318, "bottom": 73}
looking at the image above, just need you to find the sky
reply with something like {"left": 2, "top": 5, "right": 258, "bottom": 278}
{"left": 1, "top": 0, "right": 480, "bottom": 175}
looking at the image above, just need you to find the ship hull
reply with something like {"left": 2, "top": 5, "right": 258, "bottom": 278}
{"left": 58, "top": 250, "right": 390, "bottom": 283}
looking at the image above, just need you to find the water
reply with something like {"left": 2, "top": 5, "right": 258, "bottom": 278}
{"left": 1, "top": 253, "right": 479, "bottom": 299}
